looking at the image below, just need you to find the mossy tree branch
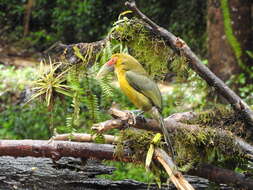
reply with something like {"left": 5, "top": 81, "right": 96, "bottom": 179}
{"left": 92, "top": 108, "right": 253, "bottom": 162}
{"left": 124, "top": 1, "right": 253, "bottom": 132}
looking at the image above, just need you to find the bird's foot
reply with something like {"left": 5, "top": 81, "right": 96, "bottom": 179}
{"left": 126, "top": 111, "right": 137, "bottom": 125}
{"left": 126, "top": 110, "right": 144, "bottom": 125}
{"left": 131, "top": 110, "right": 144, "bottom": 117}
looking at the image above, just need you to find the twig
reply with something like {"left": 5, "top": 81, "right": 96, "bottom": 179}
{"left": 125, "top": 1, "right": 253, "bottom": 131}
{"left": 92, "top": 119, "right": 125, "bottom": 133}
{"left": 168, "top": 112, "right": 197, "bottom": 122}
{"left": 92, "top": 108, "right": 160, "bottom": 133}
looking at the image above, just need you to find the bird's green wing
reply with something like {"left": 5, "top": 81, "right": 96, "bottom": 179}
{"left": 125, "top": 71, "right": 162, "bottom": 110}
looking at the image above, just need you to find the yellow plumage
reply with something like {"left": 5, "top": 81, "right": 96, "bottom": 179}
{"left": 114, "top": 54, "right": 151, "bottom": 111}
{"left": 97, "top": 53, "right": 174, "bottom": 159}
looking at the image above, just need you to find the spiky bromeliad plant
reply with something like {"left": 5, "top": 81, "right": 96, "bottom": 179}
{"left": 28, "top": 58, "right": 72, "bottom": 109}
{"left": 29, "top": 39, "right": 128, "bottom": 132}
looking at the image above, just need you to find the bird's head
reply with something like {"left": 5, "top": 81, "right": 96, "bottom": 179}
{"left": 96, "top": 53, "right": 145, "bottom": 79}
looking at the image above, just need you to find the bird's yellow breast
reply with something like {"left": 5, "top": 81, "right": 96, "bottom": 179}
{"left": 116, "top": 69, "right": 151, "bottom": 111}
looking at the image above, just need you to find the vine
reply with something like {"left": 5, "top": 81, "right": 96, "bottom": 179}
{"left": 220, "top": 0, "right": 244, "bottom": 70}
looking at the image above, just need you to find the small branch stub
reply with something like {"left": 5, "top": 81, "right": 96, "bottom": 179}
{"left": 155, "top": 149, "right": 195, "bottom": 190}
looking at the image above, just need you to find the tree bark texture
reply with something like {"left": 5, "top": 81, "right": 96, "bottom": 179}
{"left": 207, "top": 0, "right": 252, "bottom": 81}
{"left": 0, "top": 156, "right": 222, "bottom": 190}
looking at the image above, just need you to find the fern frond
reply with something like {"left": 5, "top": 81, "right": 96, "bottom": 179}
{"left": 66, "top": 115, "right": 73, "bottom": 129}
{"left": 72, "top": 92, "right": 81, "bottom": 126}
{"left": 85, "top": 92, "right": 100, "bottom": 122}
{"left": 99, "top": 77, "right": 114, "bottom": 98}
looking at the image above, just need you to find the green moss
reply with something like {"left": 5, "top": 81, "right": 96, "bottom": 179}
{"left": 111, "top": 18, "right": 185, "bottom": 81}
{"left": 173, "top": 122, "right": 246, "bottom": 171}
{"left": 115, "top": 122, "right": 247, "bottom": 174}
{"left": 114, "top": 105, "right": 249, "bottom": 173}
{"left": 115, "top": 129, "right": 163, "bottom": 162}
{"left": 115, "top": 129, "right": 169, "bottom": 182}
{"left": 170, "top": 56, "right": 190, "bottom": 82}
{"left": 185, "top": 106, "right": 246, "bottom": 137}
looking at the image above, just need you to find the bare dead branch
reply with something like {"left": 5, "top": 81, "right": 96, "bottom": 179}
{"left": 50, "top": 38, "right": 108, "bottom": 66}
{"left": 92, "top": 119, "right": 125, "bottom": 133}
{"left": 168, "top": 112, "right": 197, "bottom": 122}
{"left": 0, "top": 140, "right": 132, "bottom": 162}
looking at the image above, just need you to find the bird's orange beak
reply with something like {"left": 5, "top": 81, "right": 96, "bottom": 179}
{"left": 96, "top": 57, "right": 117, "bottom": 79}
{"left": 106, "top": 57, "right": 117, "bottom": 67}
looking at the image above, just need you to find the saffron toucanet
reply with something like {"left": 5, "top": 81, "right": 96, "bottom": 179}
{"left": 97, "top": 53, "right": 174, "bottom": 158}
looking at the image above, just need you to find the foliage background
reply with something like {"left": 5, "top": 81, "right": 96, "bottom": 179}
{"left": 0, "top": 0, "right": 206, "bottom": 56}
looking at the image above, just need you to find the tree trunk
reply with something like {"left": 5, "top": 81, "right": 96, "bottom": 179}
{"left": 23, "top": 0, "right": 35, "bottom": 36}
{"left": 207, "top": 0, "right": 252, "bottom": 82}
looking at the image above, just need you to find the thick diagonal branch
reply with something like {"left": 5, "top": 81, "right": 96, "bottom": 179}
{"left": 125, "top": 1, "right": 253, "bottom": 131}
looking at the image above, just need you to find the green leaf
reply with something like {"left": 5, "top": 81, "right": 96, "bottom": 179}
{"left": 118, "top": 10, "right": 132, "bottom": 20}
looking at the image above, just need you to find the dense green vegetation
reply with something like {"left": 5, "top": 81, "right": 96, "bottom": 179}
{"left": 0, "top": 0, "right": 206, "bottom": 56}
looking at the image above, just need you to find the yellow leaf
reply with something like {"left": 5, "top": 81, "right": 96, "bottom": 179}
{"left": 152, "top": 133, "right": 162, "bottom": 144}
{"left": 145, "top": 144, "right": 154, "bottom": 170}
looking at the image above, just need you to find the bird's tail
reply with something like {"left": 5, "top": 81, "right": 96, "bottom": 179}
{"left": 150, "top": 107, "right": 175, "bottom": 160}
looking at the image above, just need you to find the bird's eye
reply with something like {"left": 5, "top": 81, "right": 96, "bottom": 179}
{"left": 121, "top": 62, "right": 126, "bottom": 65}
